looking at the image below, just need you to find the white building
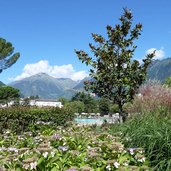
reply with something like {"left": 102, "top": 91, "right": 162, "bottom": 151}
{"left": 0, "top": 99, "right": 63, "bottom": 108}
{"left": 29, "top": 99, "right": 63, "bottom": 108}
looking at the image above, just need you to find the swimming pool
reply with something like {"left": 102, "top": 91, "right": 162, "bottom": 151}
{"left": 74, "top": 118, "right": 114, "bottom": 125}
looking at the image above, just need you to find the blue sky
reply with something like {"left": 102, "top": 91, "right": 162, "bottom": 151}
{"left": 0, "top": 0, "right": 171, "bottom": 84}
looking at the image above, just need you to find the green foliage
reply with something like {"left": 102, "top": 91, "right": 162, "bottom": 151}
{"left": 58, "top": 97, "right": 69, "bottom": 105}
{"left": 0, "top": 106, "right": 75, "bottom": 134}
{"left": 0, "top": 86, "right": 20, "bottom": 104}
{"left": 0, "top": 37, "right": 20, "bottom": 73}
{"left": 98, "top": 98, "right": 110, "bottom": 115}
{"left": 71, "top": 92, "right": 98, "bottom": 113}
{"left": 65, "top": 101, "right": 85, "bottom": 113}
{"left": 110, "top": 104, "right": 119, "bottom": 113}
{"left": 75, "top": 9, "right": 154, "bottom": 121}
{"left": 0, "top": 125, "right": 150, "bottom": 170}
{"left": 164, "top": 76, "right": 171, "bottom": 87}
{"left": 109, "top": 112, "right": 171, "bottom": 171}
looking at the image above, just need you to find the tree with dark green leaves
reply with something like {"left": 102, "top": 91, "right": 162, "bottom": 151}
{"left": 0, "top": 86, "right": 20, "bottom": 106}
{"left": 98, "top": 98, "right": 110, "bottom": 115}
{"left": 71, "top": 92, "right": 97, "bottom": 113}
{"left": 0, "top": 38, "right": 20, "bottom": 73}
{"left": 58, "top": 97, "right": 69, "bottom": 105}
{"left": 65, "top": 101, "right": 85, "bottom": 113}
{"left": 75, "top": 9, "right": 155, "bottom": 122}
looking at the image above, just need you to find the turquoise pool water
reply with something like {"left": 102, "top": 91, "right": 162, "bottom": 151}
{"left": 74, "top": 118, "right": 107, "bottom": 124}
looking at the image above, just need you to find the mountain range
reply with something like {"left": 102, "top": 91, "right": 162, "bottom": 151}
{"left": 147, "top": 58, "right": 171, "bottom": 81}
{"left": 1, "top": 57, "right": 171, "bottom": 99}
{"left": 0, "top": 81, "right": 5, "bottom": 86}
{"left": 8, "top": 73, "right": 83, "bottom": 99}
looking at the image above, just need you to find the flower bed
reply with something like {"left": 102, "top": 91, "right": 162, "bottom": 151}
{"left": 0, "top": 125, "right": 150, "bottom": 170}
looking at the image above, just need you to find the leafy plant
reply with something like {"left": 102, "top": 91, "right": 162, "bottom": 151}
{"left": 0, "top": 125, "right": 150, "bottom": 170}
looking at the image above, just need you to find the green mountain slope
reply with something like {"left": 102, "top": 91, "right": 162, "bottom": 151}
{"left": 0, "top": 81, "right": 5, "bottom": 86}
{"left": 9, "top": 73, "right": 65, "bottom": 99}
{"left": 147, "top": 58, "right": 171, "bottom": 81}
{"left": 57, "top": 78, "right": 77, "bottom": 89}
{"left": 9, "top": 73, "right": 80, "bottom": 99}
{"left": 8, "top": 58, "right": 171, "bottom": 99}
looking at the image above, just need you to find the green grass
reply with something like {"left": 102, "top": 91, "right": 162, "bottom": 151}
{"left": 109, "top": 112, "right": 171, "bottom": 171}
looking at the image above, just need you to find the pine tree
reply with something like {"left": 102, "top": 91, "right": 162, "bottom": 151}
{"left": 0, "top": 38, "right": 20, "bottom": 73}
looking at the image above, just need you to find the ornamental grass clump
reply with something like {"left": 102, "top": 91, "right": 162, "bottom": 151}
{"left": 126, "top": 80, "right": 171, "bottom": 115}
{"left": 109, "top": 112, "right": 171, "bottom": 170}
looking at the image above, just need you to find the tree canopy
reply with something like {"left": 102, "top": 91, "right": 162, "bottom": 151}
{"left": 0, "top": 38, "right": 20, "bottom": 73}
{"left": 0, "top": 86, "right": 20, "bottom": 105}
{"left": 75, "top": 8, "right": 155, "bottom": 122}
{"left": 71, "top": 92, "right": 97, "bottom": 113}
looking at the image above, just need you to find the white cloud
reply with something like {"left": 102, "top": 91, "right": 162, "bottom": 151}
{"left": 13, "top": 60, "right": 88, "bottom": 81}
{"left": 146, "top": 47, "right": 165, "bottom": 60}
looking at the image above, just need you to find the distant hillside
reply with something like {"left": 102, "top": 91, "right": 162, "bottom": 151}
{"left": 9, "top": 73, "right": 79, "bottom": 99}
{"left": 56, "top": 78, "right": 77, "bottom": 90}
{"left": 73, "top": 77, "right": 91, "bottom": 90}
{"left": 147, "top": 58, "right": 171, "bottom": 81}
{"left": 8, "top": 58, "right": 171, "bottom": 99}
{"left": 0, "top": 81, "right": 5, "bottom": 86}
{"left": 9, "top": 73, "right": 64, "bottom": 99}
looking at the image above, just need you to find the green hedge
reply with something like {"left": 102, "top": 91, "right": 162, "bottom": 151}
{"left": 0, "top": 106, "right": 75, "bottom": 133}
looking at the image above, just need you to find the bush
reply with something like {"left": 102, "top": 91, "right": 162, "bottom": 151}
{"left": 0, "top": 106, "right": 75, "bottom": 134}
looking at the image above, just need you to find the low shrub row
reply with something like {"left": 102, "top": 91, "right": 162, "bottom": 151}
{"left": 0, "top": 106, "right": 75, "bottom": 134}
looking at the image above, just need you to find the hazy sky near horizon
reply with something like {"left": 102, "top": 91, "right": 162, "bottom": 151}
{"left": 1, "top": 0, "right": 171, "bottom": 84}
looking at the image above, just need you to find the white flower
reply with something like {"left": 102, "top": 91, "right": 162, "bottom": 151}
{"left": 63, "top": 142, "right": 67, "bottom": 146}
{"left": 42, "top": 152, "right": 48, "bottom": 158}
{"left": 123, "top": 162, "right": 129, "bottom": 166}
{"left": 51, "top": 151, "right": 55, "bottom": 157}
{"left": 30, "top": 161, "right": 37, "bottom": 170}
{"left": 139, "top": 150, "right": 143, "bottom": 154}
{"left": 114, "top": 161, "right": 120, "bottom": 168}
{"left": 129, "top": 148, "right": 134, "bottom": 155}
{"left": 138, "top": 157, "right": 146, "bottom": 163}
{"left": 5, "top": 130, "right": 10, "bottom": 134}
{"left": 0, "top": 147, "right": 5, "bottom": 152}
{"left": 23, "top": 164, "right": 30, "bottom": 170}
{"left": 106, "top": 165, "right": 111, "bottom": 170}
{"left": 8, "top": 147, "right": 18, "bottom": 153}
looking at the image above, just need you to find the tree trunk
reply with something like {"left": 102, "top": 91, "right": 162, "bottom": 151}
{"left": 118, "top": 101, "right": 123, "bottom": 123}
